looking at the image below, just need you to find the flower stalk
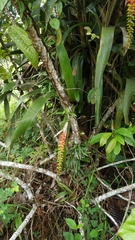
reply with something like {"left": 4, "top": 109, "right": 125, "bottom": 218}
{"left": 126, "top": 0, "right": 135, "bottom": 50}
{"left": 56, "top": 122, "right": 68, "bottom": 175}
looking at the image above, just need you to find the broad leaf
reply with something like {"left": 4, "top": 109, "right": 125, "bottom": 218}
{"left": 125, "top": 137, "right": 135, "bottom": 147}
{"left": 115, "top": 128, "right": 133, "bottom": 138}
{"left": 6, "top": 96, "right": 46, "bottom": 147}
{"left": 8, "top": 26, "right": 38, "bottom": 68}
{"left": 63, "top": 232, "right": 74, "bottom": 240}
{"left": 90, "top": 133, "right": 105, "bottom": 145}
{"left": 50, "top": 18, "right": 60, "bottom": 30}
{"left": 100, "top": 132, "right": 112, "bottom": 147}
{"left": 118, "top": 208, "right": 135, "bottom": 240}
{"left": 115, "top": 134, "right": 125, "bottom": 145}
{"left": 113, "top": 141, "right": 121, "bottom": 155}
{"left": 65, "top": 218, "right": 77, "bottom": 230}
{"left": 106, "top": 138, "right": 117, "bottom": 154}
{"left": 74, "top": 233, "right": 82, "bottom": 240}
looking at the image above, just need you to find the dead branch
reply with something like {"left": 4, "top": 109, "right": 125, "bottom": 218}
{"left": 0, "top": 160, "right": 61, "bottom": 181}
{"left": 93, "top": 183, "right": 135, "bottom": 204}
{"left": 9, "top": 204, "right": 37, "bottom": 240}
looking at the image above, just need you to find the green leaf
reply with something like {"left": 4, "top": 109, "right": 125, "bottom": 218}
{"left": 100, "top": 132, "right": 112, "bottom": 147}
{"left": 90, "top": 133, "right": 105, "bottom": 145}
{"left": 56, "top": 43, "right": 76, "bottom": 102}
{"left": 65, "top": 218, "right": 77, "bottom": 230}
{"left": 127, "top": 126, "right": 135, "bottom": 134}
{"left": 0, "top": 66, "right": 9, "bottom": 80}
{"left": 115, "top": 134, "right": 125, "bottom": 145}
{"left": 118, "top": 208, "right": 135, "bottom": 240}
{"left": 87, "top": 88, "right": 96, "bottom": 104}
{"left": 14, "top": 214, "right": 22, "bottom": 229}
{"left": 72, "top": 53, "right": 84, "bottom": 104}
{"left": 57, "top": 182, "right": 73, "bottom": 195}
{"left": 50, "top": 18, "right": 60, "bottom": 30}
{"left": 56, "top": 1, "right": 63, "bottom": 16}
{"left": 113, "top": 141, "right": 121, "bottom": 155}
{"left": 115, "top": 128, "right": 133, "bottom": 138}
{"left": 4, "top": 97, "right": 10, "bottom": 120}
{"left": 2, "top": 82, "right": 16, "bottom": 93}
{"left": 63, "top": 232, "right": 74, "bottom": 240}
{"left": 89, "top": 229, "right": 98, "bottom": 238}
{"left": 123, "top": 78, "right": 135, "bottom": 125}
{"left": 125, "top": 137, "right": 135, "bottom": 147}
{"left": 0, "top": 0, "right": 8, "bottom": 13}
{"left": 8, "top": 26, "right": 38, "bottom": 68}
{"left": 6, "top": 96, "right": 46, "bottom": 147}
{"left": 43, "top": 0, "right": 57, "bottom": 29}
{"left": 77, "top": 222, "right": 84, "bottom": 229}
{"left": 74, "top": 233, "right": 82, "bottom": 240}
{"left": 106, "top": 138, "right": 117, "bottom": 154}
{"left": 95, "top": 27, "right": 115, "bottom": 124}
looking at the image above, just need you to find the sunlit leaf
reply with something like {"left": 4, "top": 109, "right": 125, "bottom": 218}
{"left": 90, "top": 133, "right": 105, "bottom": 145}
{"left": 115, "top": 128, "right": 133, "bottom": 138}
{"left": 118, "top": 208, "right": 135, "bottom": 240}
{"left": 106, "top": 138, "right": 117, "bottom": 154}
{"left": 100, "top": 132, "right": 112, "bottom": 147}
{"left": 113, "top": 141, "right": 121, "bottom": 155}
{"left": 115, "top": 133, "right": 125, "bottom": 145}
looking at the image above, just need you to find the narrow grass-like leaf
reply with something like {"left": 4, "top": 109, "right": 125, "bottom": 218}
{"left": 6, "top": 96, "right": 46, "bottom": 147}
{"left": 56, "top": 43, "right": 76, "bottom": 102}
{"left": 72, "top": 53, "right": 84, "bottom": 103}
{"left": 4, "top": 97, "right": 10, "bottom": 120}
{"left": 95, "top": 27, "right": 115, "bottom": 125}
{"left": 8, "top": 26, "right": 38, "bottom": 68}
{"left": 123, "top": 78, "right": 135, "bottom": 125}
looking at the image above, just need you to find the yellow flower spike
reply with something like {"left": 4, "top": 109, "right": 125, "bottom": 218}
{"left": 56, "top": 122, "right": 68, "bottom": 175}
{"left": 126, "top": 0, "right": 135, "bottom": 50}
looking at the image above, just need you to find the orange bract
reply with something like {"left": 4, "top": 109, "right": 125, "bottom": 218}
{"left": 127, "top": 0, "right": 135, "bottom": 4}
